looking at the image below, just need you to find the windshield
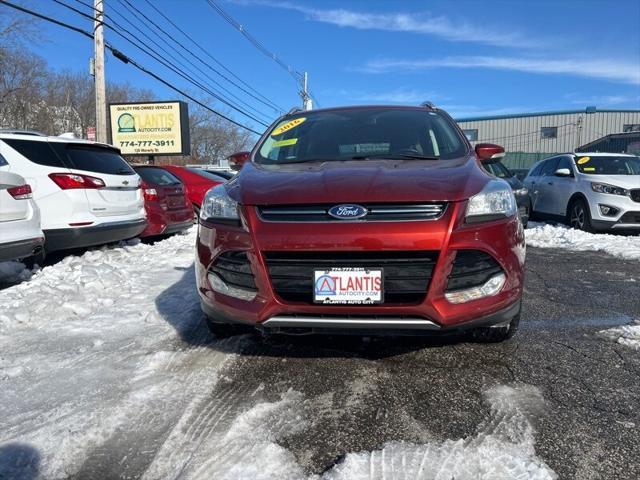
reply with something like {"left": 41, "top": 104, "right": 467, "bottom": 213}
{"left": 256, "top": 108, "right": 468, "bottom": 164}
{"left": 574, "top": 155, "right": 640, "bottom": 175}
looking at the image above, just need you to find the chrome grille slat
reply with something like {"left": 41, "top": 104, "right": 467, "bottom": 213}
{"left": 258, "top": 203, "right": 447, "bottom": 222}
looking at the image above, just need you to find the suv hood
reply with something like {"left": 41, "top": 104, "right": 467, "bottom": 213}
{"left": 581, "top": 174, "right": 640, "bottom": 190}
{"left": 230, "top": 156, "right": 489, "bottom": 205}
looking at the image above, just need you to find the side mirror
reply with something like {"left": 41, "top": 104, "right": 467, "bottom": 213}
{"left": 475, "top": 143, "right": 505, "bottom": 163}
{"left": 228, "top": 151, "right": 251, "bottom": 171}
{"left": 555, "top": 168, "right": 572, "bottom": 177}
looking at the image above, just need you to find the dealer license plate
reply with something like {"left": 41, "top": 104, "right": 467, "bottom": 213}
{"left": 313, "top": 268, "right": 383, "bottom": 305}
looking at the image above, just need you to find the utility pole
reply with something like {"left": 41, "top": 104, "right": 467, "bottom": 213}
{"left": 94, "top": 0, "right": 107, "bottom": 143}
{"left": 301, "top": 72, "right": 313, "bottom": 111}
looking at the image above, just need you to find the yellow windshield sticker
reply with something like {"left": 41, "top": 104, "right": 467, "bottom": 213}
{"left": 272, "top": 117, "right": 306, "bottom": 136}
{"left": 273, "top": 138, "right": 298, "bottom": 148}
{"left": 577, "top": 156, "right": 591, "bottom": 164}
{"left": 583, "top": 167, "right": 595, "bottom": 171}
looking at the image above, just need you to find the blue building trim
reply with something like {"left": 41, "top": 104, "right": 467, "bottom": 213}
{"left": 456, "top": 108, "right": 640, "bottom": 123}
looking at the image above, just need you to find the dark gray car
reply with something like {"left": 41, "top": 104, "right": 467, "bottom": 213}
{"left": 482, "top": 160, "right": 532, "bottom": 227}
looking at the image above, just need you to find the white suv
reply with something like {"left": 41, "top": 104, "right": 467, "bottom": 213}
{"left": 524, "top": 152, "right": 640, "bottom": 232}
{"left": 0, "top": 167, "right": 45, "bottom": 264}
{"left": 0, "top": 131, "right": 146, "bottom": 251}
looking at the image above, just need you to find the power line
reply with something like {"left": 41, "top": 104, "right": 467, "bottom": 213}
{"left": 69, "top": 0, "right": 283, "bottom": 114}
{"left": 205, "top": 0, "right": 320, "bottom": 107}
{"left": 51, "top": 0, "right": 270, "bottom": 127}
{"left": 0, "top": 0, "right": 262, "bottom": 135}
{"left": 141, "top": 0, "right": 283, "bottom": 113}
{"left": 109, "top": 0, "right": 273, "bottom": 123}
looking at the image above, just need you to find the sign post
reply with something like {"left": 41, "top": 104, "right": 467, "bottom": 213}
{"left": 109, "top": 101, "right": 190, "bottom": 160}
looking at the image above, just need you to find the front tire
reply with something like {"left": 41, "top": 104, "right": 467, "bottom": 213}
{"left": 471, "top": 314, "right": 520, "bottom": 343}
{"left": 567, "top": 198, "right": 593, "bottom": 232}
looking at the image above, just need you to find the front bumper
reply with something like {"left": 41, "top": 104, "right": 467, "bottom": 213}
{"left": 196, "top": 201, "right": 525, "bottom": 332}
{"left": 587, "top": 192, "right": 640, "bottom": 231}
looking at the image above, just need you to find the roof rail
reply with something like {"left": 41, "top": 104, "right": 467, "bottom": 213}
{"left": 0, "top": 129, "right": 46, "bottom": 136}
{"left": 287, "top": 106, "right": 303, "bottom": 114}
{"left": 420, "top": 101, "right": 436, "bottom": 109}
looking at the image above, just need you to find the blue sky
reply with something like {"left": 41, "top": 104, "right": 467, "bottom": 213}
{"left": 17, "top": 0, "right": 640, "bottom": 132}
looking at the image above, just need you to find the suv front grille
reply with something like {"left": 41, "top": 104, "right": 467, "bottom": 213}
{"left": 258, "top": 203, "right": 447, "bottom": 222}
{"left": 446, "top": 250, "right": 503, "bottom": 292}
{"left": 631, "top": 190, "right": 640, "bottom": 203}
{"left": 210, "top": 251, "right": 256, "bottom": 290}
{"left": 263, "top": 251, "right": 438, "bottom": 304}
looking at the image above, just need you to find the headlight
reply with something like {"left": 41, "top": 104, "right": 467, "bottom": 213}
{"left": 466, "top": 179, "right": 517, "bottom": 223}
{"left": 200, "top": 185, "right": 240, "bottom": 223}
{"left": 591, "top": 182, "right": 629, "bottom": 196}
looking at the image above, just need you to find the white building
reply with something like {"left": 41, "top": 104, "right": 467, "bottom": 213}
{"left": 456, "top": 107, "right": 640, "bottom": 168}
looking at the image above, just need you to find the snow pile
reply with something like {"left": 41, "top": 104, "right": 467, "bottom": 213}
{"left": 0, "top": 230, "right": 196, "bottom": 331}
{"left": 599, "top": 320, "right": 640, "bottom": 351}
{"left": 525, "top": 222, "right": 640, "bottom": 260}
{"left": 0, "top": 228, "right": 238, "bottom": 478}
{"left": 323, "top": 384, "right": 555, "bottom": 480}
{"left": 0, "top": 261, "right": 31, "bottom": 285}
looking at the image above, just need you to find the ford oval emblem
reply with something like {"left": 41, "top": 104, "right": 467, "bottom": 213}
{"left": 328, "top": 204, "right": 368, "bottom": 220}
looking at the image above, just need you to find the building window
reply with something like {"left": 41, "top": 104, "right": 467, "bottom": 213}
{"left": 541, "top": 127, "right": 557, "bottom": 139}
{"left": 463, "top": 129, "right": 478, "bottom": 141}
{"left": 623, "top": 124, "right": 640, "bottom": 133}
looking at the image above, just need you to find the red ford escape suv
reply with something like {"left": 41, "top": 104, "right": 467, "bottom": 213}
{"left": 196, "top": 105, "right": 525, "bottom": 342}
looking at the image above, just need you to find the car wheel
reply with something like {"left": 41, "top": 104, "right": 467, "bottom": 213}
{"left": 471, "top": 314, "right": 520, "bottom": 343}
{"left": 204, "top": 315, "right": 252, "bottom": 338}
{"left": 567, "top": 199, "right": 593, "bottom": 232}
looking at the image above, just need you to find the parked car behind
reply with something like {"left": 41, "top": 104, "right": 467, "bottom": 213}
{"left": 133, "top": 166, "right": 193, "bottom": 238}
{"left": 0, "top": 131, "right": 146, "bottom": 252}
{"left": 201, "top": 167, "right": 234, "bottom": 180}
{"left": 524, "top": 152, "right": 640, "bottom": 232}
{"left": 482, "top": 160, "right": 531, "bottom": 227}
{"left": 510, "top": 168, "right": 529, "bottom": 182}
{"left": 160, "top": 165, "right": 227, "bottom": 216}
{"left": 0, "top": 169, "right": 45, "bottom": 264}
{"left": 197, "top": 104, "right": 525, "bottom": 342}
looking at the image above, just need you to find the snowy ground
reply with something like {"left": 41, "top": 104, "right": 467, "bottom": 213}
{"left": 525, "top": 222, "right": 640, "bottom": 260}
{"left": 1, "top": 225, "right": 639, "bottom": 478}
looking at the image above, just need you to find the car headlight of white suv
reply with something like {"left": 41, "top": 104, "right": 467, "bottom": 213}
{"left": 200, "top": 185, "right": 240, "bottom": 223}
{"left": 590, "top": 182, "right": 630, "bottom": 196}
{"left": 466, "top": 179, "right": 517, "bottom": 223}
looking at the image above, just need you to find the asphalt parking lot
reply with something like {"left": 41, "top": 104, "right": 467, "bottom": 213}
{"left": 1, "top": 237, "right": 639, "bottom": 479}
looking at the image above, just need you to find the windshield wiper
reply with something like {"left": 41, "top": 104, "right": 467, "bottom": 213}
{"left": 351, "top": 153, "right": 440, "bottom": 161}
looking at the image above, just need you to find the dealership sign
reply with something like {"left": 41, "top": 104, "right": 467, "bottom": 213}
{"left": 109, "top": 101, "right": 190, "bottom": 156}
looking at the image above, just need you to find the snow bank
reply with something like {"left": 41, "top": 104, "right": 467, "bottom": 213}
{"left": 525, "top": 222, "right": 640, "bottom": 260}
{"left": 0, "top": 228, "right": 239, "bottom": 478}
{"left": 599, "top": 320, "right": 640, "bottom": 351}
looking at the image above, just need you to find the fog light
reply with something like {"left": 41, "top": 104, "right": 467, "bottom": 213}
{"left": 444, "top": 273, "right": 506, "bottom": 304}
{"left": 598, "top": 204, "right": 619, "bottom": 217}
{"left": 207, "top": 272, "right": 256, "bottom": 301}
